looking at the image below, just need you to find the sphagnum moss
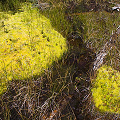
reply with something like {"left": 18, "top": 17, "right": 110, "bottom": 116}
{"left": 91, "top": 65, "right": 120, "bottom": 114}
{"left": 0, "top": 3, "right": 67, "bottom": 95}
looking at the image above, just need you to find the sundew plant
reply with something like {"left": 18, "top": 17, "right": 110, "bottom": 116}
{"left": 91, "top": 65, "right": 120, "bottom": 114}
{"left": 0, "top": 3, "right": 67, "bottom": 95}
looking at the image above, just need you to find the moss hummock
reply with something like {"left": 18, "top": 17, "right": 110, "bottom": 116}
{"left": 91, "top": 65, "right": 120, "bottom": 114}
{"left": 0, "top": 3, "right": 67, "bottom": 95}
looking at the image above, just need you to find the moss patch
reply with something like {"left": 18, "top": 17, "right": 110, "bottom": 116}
{"left": 0, "top": 3, "right": 67, "bottom": 95}
{"left": 91, "top": 65, "right": 120, "bottom": 114}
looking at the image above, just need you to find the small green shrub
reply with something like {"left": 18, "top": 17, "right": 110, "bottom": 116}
{"left": 0, "top": 3, "right": 67, "bottom": 95}
{"left": 91, "top": 65, "right": 120, "bottom": 113}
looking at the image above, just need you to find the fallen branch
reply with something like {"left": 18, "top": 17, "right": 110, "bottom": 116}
{"left": 93, "top": 25, "right": 120, "bottom": 71}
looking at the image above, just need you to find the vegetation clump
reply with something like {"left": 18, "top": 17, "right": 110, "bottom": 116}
{"left": 0, "top": 3, "right": 67, "bottom": 95}
{"left": 91, "top": 65, "right": 120, "bottom": 114}
{"left": 0, "top": 0, "right": 26, "bottom": 11}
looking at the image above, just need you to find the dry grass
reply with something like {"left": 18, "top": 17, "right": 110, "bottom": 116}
{"left": 0, "top": 0, "right": 120, "bottom": 120}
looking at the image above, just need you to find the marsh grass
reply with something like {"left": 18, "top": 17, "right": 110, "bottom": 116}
{"left": 0, "top": 56, "right": 78, "bottom": 119}
{"left": 0, "top": 0, "right": 120, "bottom": 120}
{"left": 0, "top": 0, "right": 26, "bottom": 12}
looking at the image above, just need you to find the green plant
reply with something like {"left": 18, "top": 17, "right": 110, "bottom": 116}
{"left": 0, "top": 3, "right": 67, "bottom": 95}
{"left": 41, "top": 5, "right": 72, "bottom": 37}
{"left": 91, "top": 65, "right": 120, "bottom": 113}
{"left": 0, "top": 0, "right": 26, "bottom": 11}
{"left": 83, "top": 11, "right": 120, "bottom": 49}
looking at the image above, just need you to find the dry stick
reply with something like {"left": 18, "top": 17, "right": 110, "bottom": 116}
{"left": 93, "top": 25, "right": 120, "bottom": 71}
{"left": 40, "top": 83, "right": 73, "bottom": 120}
{"left": 46, "top": 94, "right": 72, "bottom": 120}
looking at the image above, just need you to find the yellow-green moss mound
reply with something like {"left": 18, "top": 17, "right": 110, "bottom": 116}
{"left": 91, "top": 65, "right": 120, "bottom": 113}
{"left": 0, "top": 4, "right": 67, "bottom": 95}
